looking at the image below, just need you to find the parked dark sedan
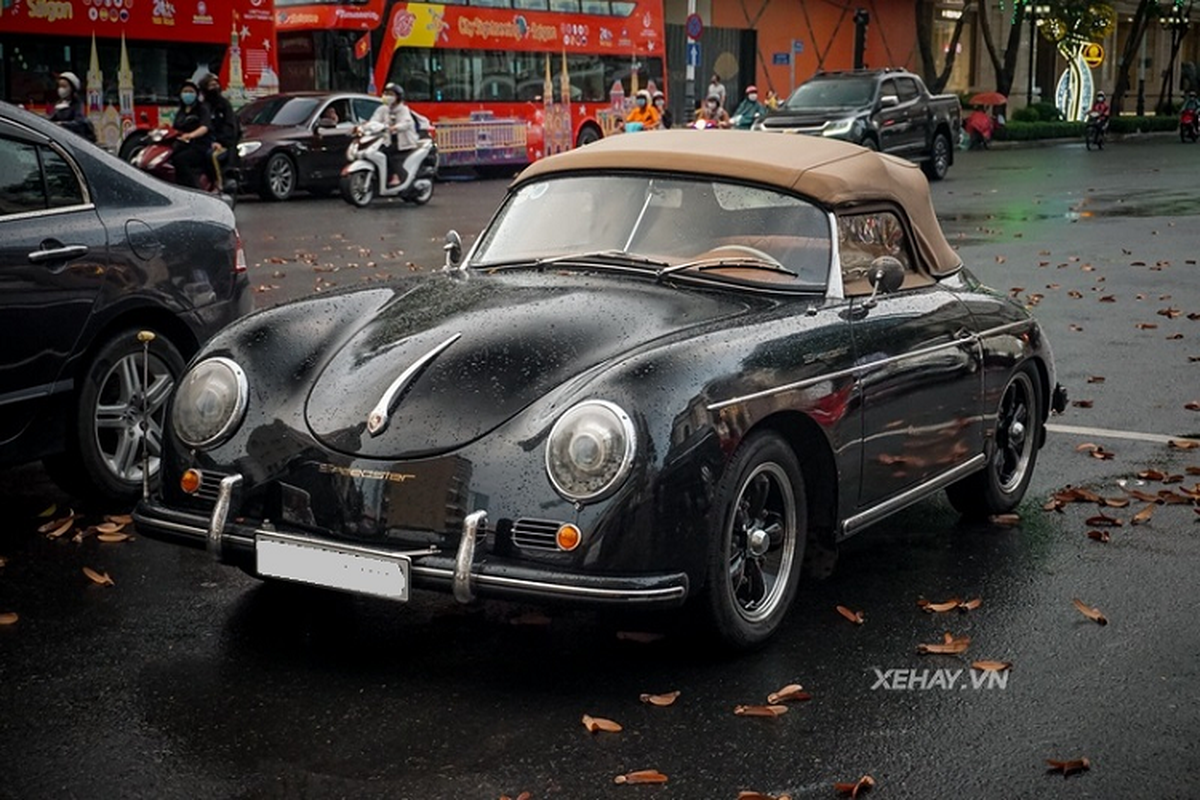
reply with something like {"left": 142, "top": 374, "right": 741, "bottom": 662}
{"left": 0, "top": 101, "right": 251, "bottom": 502}
{"left": 135, "top": 131, "right": 1065, "bottom": 648}
{"left": 237, "top": 92, "right": 382, "bottom": 201}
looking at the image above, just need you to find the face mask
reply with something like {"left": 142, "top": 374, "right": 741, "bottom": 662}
{"left": 57, "top": 86, "right": 71, "bottom": 99}
{"left": 707, "top": 102, "right": 717, "bottom": 110}
{"left": 748, "top": 93, "right": 758, "bottom": 102}
{"left": 383, "top": 94, "right": 397, "bottom": 106}
{"left": 181, "top": 91, "right": 197, "bottom": 105}
{"left": 637, "top": 98, "right": 646, "bottom": 107}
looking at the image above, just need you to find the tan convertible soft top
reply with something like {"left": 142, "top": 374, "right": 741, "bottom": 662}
{"left": 515, "top": 130, "right": 962, "bottom": 277}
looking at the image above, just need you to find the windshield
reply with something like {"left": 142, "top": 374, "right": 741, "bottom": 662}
{"left": 786, "top": 77, "right": 876, "bottom": 110}
{"left": 472, "top": 174, "right": 832, "bottom": 291}
{"left": 238, "top": 97, "right": 321, "bottom": 127}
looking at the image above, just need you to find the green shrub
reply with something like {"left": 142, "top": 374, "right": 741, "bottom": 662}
{"left": 1109, "top": 115, "right": 1179, "bottom": 133}
{"left": 1030, "top": 101, "right": 1063, "bottom": 121}
{"left": 1011, "top": 106, "right": 1040, "bottom": 122}
{"left": 996, "top": 120, "right": 1083, "bottom": 140}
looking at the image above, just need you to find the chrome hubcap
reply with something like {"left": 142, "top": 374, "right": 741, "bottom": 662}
{"left": 994, "top": 373, "right": 1035, "bottom": 493}
{"left": 269, "top": 158, "right": 293, "bottom": 196}
{"left": 93, "top": 353, "right": 173, "bottom": 483}
{"left": 726, "top": 462, "right": 797, "bottom": 623}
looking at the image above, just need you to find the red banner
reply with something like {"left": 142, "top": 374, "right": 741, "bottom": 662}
{"left": 276, "top": 0, "right": 386, "bottom": 31}
{"left": 0, "top": 0, "right": 276, "bottom": 44}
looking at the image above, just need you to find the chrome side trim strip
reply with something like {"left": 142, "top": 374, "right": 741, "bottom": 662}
{"left": 411, "top": 565, "right": 688, "bottom": 603}
{"left": 838, "top": 454, "right": 986, "bottom": 539}
{"left": 454, "top": 510, "right": 487, "bottom": 603}
{"left": 707, "top": 319, "right": 1034, "bottom": 412}
{"left": 366, "top": 333, "right": 461, "bottom": 436}
{"left": 207, "top": 474, "right": 243, "bottom": 559}
{"left": 824, "top": 210, "right": 844, "bottom": 302}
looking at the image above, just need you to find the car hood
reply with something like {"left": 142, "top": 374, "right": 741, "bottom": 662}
{"left": 760, "top": 107, "right": 867, "bottom": 129}
{"left": 304, "top": 272, "right": 757, "bottom": 459}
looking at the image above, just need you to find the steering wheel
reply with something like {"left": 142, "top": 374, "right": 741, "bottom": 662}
{"left": 697, "top": 244, "right": 782, "bottom": 265}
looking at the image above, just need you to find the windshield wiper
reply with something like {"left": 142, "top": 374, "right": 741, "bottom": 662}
{"left": 657, "top": 256, "right": 797, "bottom": 280}
{"left": 536, "top": 250, "right": 670, "bottom": 269}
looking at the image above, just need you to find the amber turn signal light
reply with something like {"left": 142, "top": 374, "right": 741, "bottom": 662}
{"left": 180, "top": 469, "right": 202, "bottom": 494}
{"left": 556, "top": 523, "right": 582, "bottom": 551}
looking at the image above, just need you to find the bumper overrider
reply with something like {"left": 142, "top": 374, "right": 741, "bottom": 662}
{"left": 133, "top": 474, "right": 689, "bottom": 609}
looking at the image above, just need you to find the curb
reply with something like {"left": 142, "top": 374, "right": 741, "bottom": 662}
{"left": 982, "top": 129, "right": 1179, "bottom": 149}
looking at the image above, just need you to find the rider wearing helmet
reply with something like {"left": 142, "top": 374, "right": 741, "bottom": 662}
{"left": 369, "top": 82, "right": 418, "bottom": 186}
{"left": 695, "top": 93, "right": 731, "bottom": 128}
{"left": 1089, "top": 91, "right": 1110, "bottom": 128}
{"left": 49, "top": 71, "right": 94, "bottom": 141}
{"left": 652, "top": 90, "right": 672, "bottom": 129}
{"left": 625, "top": 89, "right": 661, "bottom": 131}
{"left": 731, "top": 84, "right": 767, "bottom": 130}
{"left": 1183, "top": 90, "right": 1200, "bottom": 113}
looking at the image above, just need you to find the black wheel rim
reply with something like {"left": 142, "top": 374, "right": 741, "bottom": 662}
{"left": 724, "top": 462, "right": 797, "bottom": 623}
{"left": 92, "top": 352, "right": 173, "bottom": 484}
{"left": 933, "top": 136, "right": 949, "bottom": 175}
{"left": 993, "top": 372, "right": 1036, "bottom": 493}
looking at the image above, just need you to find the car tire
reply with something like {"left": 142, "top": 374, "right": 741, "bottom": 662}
{"left": 699, "top": 432, "right": 806, "bottom": 650}
{"left": 44, "top": 329, "right": 185, "bottom": 503}
{"left": 946, "top": 364, "right": 1043, "bottom": 519}
{"left": 260, "top": 152, "right": 297, "bottom": 201}
{"left": 922, "top": 132, "right": 951, "bottom": 181}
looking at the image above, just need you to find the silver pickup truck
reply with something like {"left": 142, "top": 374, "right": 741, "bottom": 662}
{"left": 755, "top": 68, "right": 962, "bottom": 181}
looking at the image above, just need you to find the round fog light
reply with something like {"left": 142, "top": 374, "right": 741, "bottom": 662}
{"left": 181, "top": 469, "right": 202, "bottom": 494}
{"left": 556, "top": 523, "right": 582, "bottom": 551}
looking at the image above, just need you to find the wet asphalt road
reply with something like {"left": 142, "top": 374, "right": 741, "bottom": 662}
{"left": 2, "top": 138, "right": 1200, "bottom": 799}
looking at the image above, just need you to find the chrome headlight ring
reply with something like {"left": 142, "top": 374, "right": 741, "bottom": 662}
{"left": 171, "top": 357, "right": 248, "bottom": 449}
{"left": 545, "top": 400, "right": 637, "bottom": 503}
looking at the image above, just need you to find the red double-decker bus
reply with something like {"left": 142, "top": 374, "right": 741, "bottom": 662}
{"left": 0, "top": 0, "right": 280, "bottom": 153}
{"left": 275, "top": 0, "right": 666, "bottom": 167}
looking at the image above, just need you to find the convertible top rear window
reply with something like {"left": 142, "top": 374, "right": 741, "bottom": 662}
{"left": 472, "top": 174, "right": 832, "bottom": 289}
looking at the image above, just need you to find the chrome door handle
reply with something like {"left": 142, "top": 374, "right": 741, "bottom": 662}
{"left": 29, "top": 245, "right": 89, "bottom": 263}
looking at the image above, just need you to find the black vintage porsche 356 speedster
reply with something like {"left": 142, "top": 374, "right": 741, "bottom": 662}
{"left": 135, "top": 131, "right": 1066, "bottom": 649}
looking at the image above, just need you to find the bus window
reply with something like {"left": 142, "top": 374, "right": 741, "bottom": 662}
{"left": 550, "top": 0, "right": 581, "bottom": 10}
{"left": 514, "top": 0, "right": 550, "bottom": 8}
{"left": 394, "top": 48, "right": 433, "bottom": 101}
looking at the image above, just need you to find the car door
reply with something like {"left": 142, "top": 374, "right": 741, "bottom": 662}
{"left": 894, "top": 77, "right": 927, "bottom": 154}
{"left": 875, "top": 78, "right": 908, "bottom": 153}
{"left": 309, "top": 97, "right": 355, "bottom": 183}
{"left": 837, "top": 209, "right": 983, "bottom": 509}
{"left": 0, "top": 122, "right": 108, "bottom": 451}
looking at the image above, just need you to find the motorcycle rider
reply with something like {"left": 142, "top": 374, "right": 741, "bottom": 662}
{"left": 49, "top": 71, "right": 95, "bottom": 142}
{"left": 369, "top": 83, "right": 418, "bottom": 187}
{"left": 731, "top": 84, "right": 767, "bottom": 130}
{"left": 1182, "top": 90, "right": 1200, "bottom": 114}
{"left": 1088, "top": 91, "right": 1110, "bottom": 128}
{"left": 695, "top": 93, "right": 731, "bottom": 128}
{"left": 625, "top": 89, "right": 661, "bottom": 130}
{"left": 201, "top": 73, "right": 238, "bottom": 190}
{"left": 652, "top": 91, "right": 672, "bottom": 129}
{"left": 172, "top": 80, "right": 214, "bottom": 189}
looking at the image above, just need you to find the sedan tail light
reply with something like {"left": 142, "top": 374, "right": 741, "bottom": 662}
{"left": 234, "top": 232, "right": 248, "bottom": 274}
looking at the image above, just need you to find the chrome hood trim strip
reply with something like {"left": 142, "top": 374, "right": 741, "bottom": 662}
{"left": 366, "top": 332, "right": 461, "bottom": 436}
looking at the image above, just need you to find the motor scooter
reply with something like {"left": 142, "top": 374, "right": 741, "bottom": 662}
{"left": 1181, "top": 108, "right": 1199, "bottom": 142}
{"left": 339, "top": 116, "right": 438, "bottom": 208}
{"left": 129, "top": 127, "right": 236, "bottom": 206}
{"left": 1084, "top": 111, "right": 1107, "bottom": 151}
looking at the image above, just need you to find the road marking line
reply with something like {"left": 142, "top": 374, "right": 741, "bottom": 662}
{"left": 1047, "top": 423, "right": 1200, "bottom": 446}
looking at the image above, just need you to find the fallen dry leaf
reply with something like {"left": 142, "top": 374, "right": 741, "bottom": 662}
{"left": 920, "top": 597, "right": 962, "bottom": 613}
{"left": 971, "top": 660, "right": 1012, "bottom": 672}
{"left": 737, "top": 792, "right": 792, "bottom": 800}
{"left": 1131, "top": 505, "right": 1156, "bottom": 525}
{"left": 37, "top": 503, "right": 58, "bottom": 518}
{"left": 616, "top": 630, "right": 665, "bottom": 644}
{"left": 989, "top": 513, "right": 1021, "bottom": 527}
{"left": 498, "top": 793, "right": 532, "bottom": 800}
{"left": 581, "top": 714, "right": 622, "bottom": 733}
{"left": 1071, "top": 400, "right": 1094, "bottom": 409}
{"left": 1087, "top": 530, "right": 1111, "bottom": 543}
{"left": 834, "top": 775, "right": 876, "bottom": 798}
{"left": 95, "top": 521, "right": 125, "bottom": 534}
{"left": 1186, "top": 401, "right": 1200, "bottom": 411}
{"left": 82, "top": 567, "right": 114, "bottom": 587}
{"left": 1124, "top": 488, "right": 1160, "bottom": 503}
{"left": 1084, "top": 514, "right": 1123, "bottom": 528}
{"left": 1086, "top": 376, "right": 1106, "bottom": 384}
{"left": 639, "top": 691, "right": 680, "bottom": 707}
{"left": 767, "top": 684, "right": 811, "bottom": 704}
{"left": 1072, "top": 598, "right": 1108, "bottom": 625}
{"left": 96, "top": 532, "right": 132, "bottom": 543}
{"left": 1102, "top": 497, "right": 1130, "bottom": 508}
{"left": 836, "top": 605, "right": 864, "bottom": 625}
{"left": 733, "top": 704, "right": 788, "bottom": 717}
{"left": 917, "top": 632, "right": 971, "bottom": 655}
{"left": 0, "top": 612, "right": 18, "bottom": 625}
{"left": 960, "top": 597, "right": 982, "bottom": 611}
{"left": 613, "top": 770, "right": 668, "bottom": 785}
{"left": 45, "top": 517, "right": 75, "bottom": 540}
{"left": 1045, "top": 757, "right": 1090, "bottom": 778}
{"left": 1187, "top": 466, "right": 1200, "bottom": 475}
{"left": 1135, "top": 323, "right": 1158, "bottom": 330}
{"left": 37, "top": 511, "right": 75, "bottom": 535}
{"left": 1137, "top": 469, "right": 1166, "bottom": 481}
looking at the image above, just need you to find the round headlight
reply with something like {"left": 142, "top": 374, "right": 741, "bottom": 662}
{"left": 172, "top": 357, "right": 248, "bottom": 449}
{"left": 545, "top": 400, "right": 636, "bottom": 503}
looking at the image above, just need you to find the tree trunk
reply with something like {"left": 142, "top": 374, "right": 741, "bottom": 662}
{"left": 1111, "top": 0, "right": 1155, "bottom": 114}
{"left": 978, "top": 4, "right": 1027, "bottom": 95}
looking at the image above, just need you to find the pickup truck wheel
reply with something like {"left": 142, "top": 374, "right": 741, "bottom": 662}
{"left": 922, "top": 132, "right": 951, "bottom": 180}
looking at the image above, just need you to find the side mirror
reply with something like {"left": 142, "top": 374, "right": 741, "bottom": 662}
{"left": 868, "top": 256, "right": 906, "bottom": 294}
{"left": 879, "top": 94, "right": 899, "bottom": 108}
{"left": 317, "top": 117, "right": 338, "bottom": 129}
{"left": 443, "top": 229, "right": 463, "bottom": 270}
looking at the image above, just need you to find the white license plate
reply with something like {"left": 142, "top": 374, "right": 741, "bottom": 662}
{"left": 256, "top": 532, "right": 409, "bottom": 601}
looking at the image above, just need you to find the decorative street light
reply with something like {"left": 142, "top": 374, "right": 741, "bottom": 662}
{"left": 1158, "top": 1, "right": 1193, "bottom": 113}
{"left": 1025, "top": 3, "right": 1052, "bottom": 103}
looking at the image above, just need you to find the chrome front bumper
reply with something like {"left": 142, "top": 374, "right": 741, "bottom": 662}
{"left": 133, "top": 477, "right": 689, "bottom": 608}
